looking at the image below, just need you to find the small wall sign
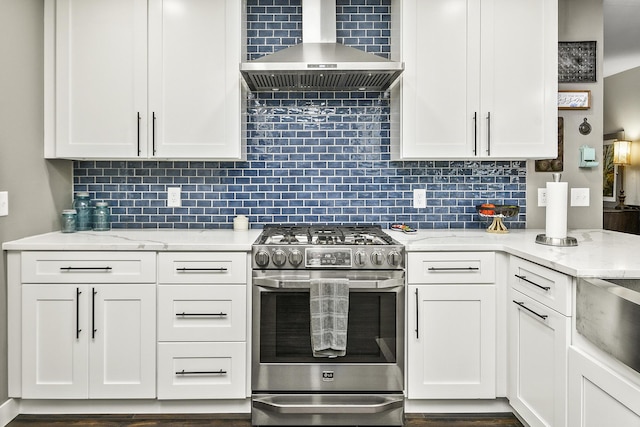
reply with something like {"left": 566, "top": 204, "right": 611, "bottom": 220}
{"left": 558, "top": 90, "right": 591, "bottom": 110}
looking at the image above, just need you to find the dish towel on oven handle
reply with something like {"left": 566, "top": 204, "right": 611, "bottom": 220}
{"left": 309, "top": 278, "right": 349, "bottom": 357}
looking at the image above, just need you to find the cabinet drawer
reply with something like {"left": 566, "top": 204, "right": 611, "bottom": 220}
{"left": 157, "top": 342, "right": 246, "bottom": 399}
{"left": 509, "top": 256, "right": 572, "bottom": 315}
{"left": 407, "top": 252, "right": 495, "bottom": 284}
{"left": 158, "top": 252, "right": 247, "bottom": 284}
{"left": 21, "top": 252, "right": 156, "bottom": 283}
{"left": 158, "top": 285, "right": 246, "bottom": 342}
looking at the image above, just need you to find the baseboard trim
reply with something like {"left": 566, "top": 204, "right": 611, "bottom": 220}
{"left": 0, "top": 399, "right": 20, "bottom": 427}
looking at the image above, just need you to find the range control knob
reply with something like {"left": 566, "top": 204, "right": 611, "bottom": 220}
{"left": 354, "top": 250, "right": 367, "bottom": 267}
{"left": 371, "top": 251, "right": 384, "bottom": 266}
{"left": 272, "top": 249, "right": 287, "bottom": 267}
{"left": 289, "top": 249, "right": 303, "bottom": 267}
{"left": 387, "top": 250, "right": 402, "bottom": 267}
{"left": 254, "top": 250, "right": 270, "bottom": 267}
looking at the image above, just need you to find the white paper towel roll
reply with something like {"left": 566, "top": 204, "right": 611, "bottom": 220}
{"left": 545, "top": 181, "right": 568, "bottom": 239}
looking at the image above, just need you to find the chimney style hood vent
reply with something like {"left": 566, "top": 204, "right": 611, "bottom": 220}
{"left": 240, "top": 0, "right": 404, "bottom": 92}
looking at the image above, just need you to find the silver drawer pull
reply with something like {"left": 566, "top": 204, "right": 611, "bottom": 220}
{"left": 176, "top": 312, "right": 227, "bottom": 317}
{"left": 176, "top": 267, "right": 228, "bottom": 272}
{"left": 515, "top": 274, "right": 551, "bottom": 291}
{"left": 175, "top": 369, "right": 227, "bottom": 376}
{"left": 513, "top": 300, "right": 548, "bottom": 320}
{"left": 61, "top": 266, "right": 113, "bottom": 271}
{"left": 428, "top": 267, "right": 479, "bottom": 271}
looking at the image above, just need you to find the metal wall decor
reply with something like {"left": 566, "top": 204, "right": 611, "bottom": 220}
{"left": 558, "top": 41, "right": 597, "bottom": 83}
{"left": 535, "top": 118, "right": 564, "bottom": 172}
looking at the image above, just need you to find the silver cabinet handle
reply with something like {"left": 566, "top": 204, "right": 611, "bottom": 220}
{"left": 176, "top": 267, "right": 228, "bottom": 272}
{"left": 175, "top": 369, "right": 227, "bottom": 376}
{"left": 176, "top": 312, "right": 227, "bottom": 317}
{"left": 473, "top": 111, "right": 478, "bottom": 155}
{"left": 61, "top": 266, "right": 112, "bottom": 271}
{"left": 76, "top": 287, "right": 82, "bottom": 339}
{"left": 92, "top": 288, "right": 97, "bottom": 339}
{"left": 513, "top": 300, "right": 548, "bottom": 320}
{"left": 515, "top": 274, "right": 550, "bottom": 291}
{"left": 486, "top": 111, "right": 491, "bottom": 156}
{"left": 428, "top": 267, "right": 479, "bottom": 271}
{"left": 415, "top": 288, "right": 419, "bottom": 339}
{"left": 152, "top": 112, "right": 157, "bottom": 155}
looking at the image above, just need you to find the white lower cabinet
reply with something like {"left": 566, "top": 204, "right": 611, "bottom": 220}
{"left": 568, "top": 347, "right": 640, "bottom": 427}
{"left": 408, "top": 284, "right": 496, "bottom": 398}
{"left": 157, "top": 342, "right": 246, "bottom": 399}
{"left": 407, "top": 252, "right": 497, "bottom": 399}
{"left": 22, "top": 283, "right": 156, "bottom": 399}
{"left": 156, "top": 252, "right": 248, "bottom": 400}
{"left": 508, "top": 256, "right": 572, "bottom": 427}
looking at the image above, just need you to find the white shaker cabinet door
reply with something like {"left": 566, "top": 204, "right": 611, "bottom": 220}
{"left": 148, "top": 0, "right": 244, "bottom": 159}
{"left": 22, "top": 284, "right": 89, "bottom": 398}
{"left": 407, "top": 284, "right": 496, "bottom": 398}
{"left": 397, "top": 0, "right": 480, "bottom": 159}
{"left": 394, "top": 0, "right": 557, "bottom": 159}
{"left": 479, "top": 0, "right": 558, "bottom": 158}
{"left": 47, "top": 0, "right": 148, "bottom": 158}
{"left": 89, "top": 284, "right": 156, "bottom": 398}
{"left": 508, "top": 289, "right": 570, "bottom": 427}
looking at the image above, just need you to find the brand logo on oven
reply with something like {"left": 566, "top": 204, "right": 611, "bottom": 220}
{"left": 322, "top": 371, "right": 334, "bottom": 381}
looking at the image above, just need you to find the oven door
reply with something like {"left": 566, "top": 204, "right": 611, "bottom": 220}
{"left": 252, "top": 269, "right": 405, "bottom": 393}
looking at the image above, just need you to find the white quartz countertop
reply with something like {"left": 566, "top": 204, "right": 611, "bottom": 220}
{"left": 390, "top": 228, "right": 640, "bottom": 278}
{"left": 3, "top": 228, "right": 639, "bottom": 278}
{"left": 2, "top": 229, "right": 262, "bottom": 252}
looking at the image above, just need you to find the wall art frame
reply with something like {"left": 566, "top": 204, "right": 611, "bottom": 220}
{"left": 558, "top": 90, "right": 591, "bottom": 110}
{"left": 535, "top": 118, "right": 564, "bottom": 172}
{"left": 603, "top": 138, "right": 617, "bottom": 202}
{"left": 558, "top": 41, "right": 597, "bottom": 83}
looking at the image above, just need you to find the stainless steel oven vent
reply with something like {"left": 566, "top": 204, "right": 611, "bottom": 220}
{"left": 240, "top": 0, "right": 404, "bottom": 92}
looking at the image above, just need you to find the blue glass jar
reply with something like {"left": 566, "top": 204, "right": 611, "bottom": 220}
{"left": 73, "top": 192, "right": 92, "bottom": 231}
{"left": 61, "top": 209, "right": 77, "bottom": 233}
{"left": 92, "top": 202, "right": 110, "bottom": 231}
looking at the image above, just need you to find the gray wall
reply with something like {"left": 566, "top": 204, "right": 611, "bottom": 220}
{"left": 0, "top": 0, "right": 72, "bottom": 403}
{"left": 604, "top": 66, "right": 640, "bottom": 206}
{"left": 526, "top": 0, "right": 604, "bottom": 229}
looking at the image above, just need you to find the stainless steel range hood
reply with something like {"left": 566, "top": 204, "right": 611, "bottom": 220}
{"left": 240, "top": 0, "right": 404, "bottom": 92}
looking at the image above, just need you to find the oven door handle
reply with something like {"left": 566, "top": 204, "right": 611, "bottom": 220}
{"left": 254, "top": 277, "right": 405, "bottom": 289}
{"left": 252, "top": 395, "right": 404, "bottom": 414}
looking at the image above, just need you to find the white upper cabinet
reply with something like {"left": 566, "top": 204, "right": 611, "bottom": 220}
{"left": 45, "top": 0, "right": 244, "bottom": 160}
{"left": 392, "top": 0, "right": 558, "bottom": 159}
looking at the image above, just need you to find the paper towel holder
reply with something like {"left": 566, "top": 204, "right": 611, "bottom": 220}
{"left": 535, "top": 234, "right": 578, "bottom": 246}
{"left": 536, "top": 173, "right": 578, "bottom": 246}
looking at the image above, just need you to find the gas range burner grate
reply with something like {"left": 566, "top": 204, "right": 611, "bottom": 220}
{"left": 257, "top": 224, "right": 395, "bottom": 246}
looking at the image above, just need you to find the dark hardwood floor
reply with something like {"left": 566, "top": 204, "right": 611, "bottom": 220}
{"left": 7, "top": 413, "right": 523, "bottom": 427}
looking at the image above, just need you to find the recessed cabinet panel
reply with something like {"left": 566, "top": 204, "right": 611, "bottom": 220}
{"left": 408, "top": 284, "right": 496, "bottom": 399}
{"left": 148, "top": 0, "right": 242, "bottom": 159}
{"left": 157, "top": 342, "right": 246, "bottom": 399}
{"left": 158, "top": 252, "right": 247, "bottom": 284}
{"left": 508, "top": 288, "right": 570, "bottom": 427}
{"left": 407, "top": 252, "right": 495, "bottom": 284}
{"left": 22, "top": 285, "right": 88, "bottom": 399}
{"left": 50, "top": 0, "right": 147, "bottom": 158}
{"left": 89, "top": 285, "right": 156, "bottom": 398}
{"left": 509, "top": 256, "right": 572, "bottom": 315}
{"left": 568, "top": 347, "right": 640, "bottom": 427}
{"left": 158, "top": 285, "right": 246, "bottom": 342}
{"left": 21, "top": 251, "right": 156, "bottom": 284}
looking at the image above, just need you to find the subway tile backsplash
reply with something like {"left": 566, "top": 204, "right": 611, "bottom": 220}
{"left": 72, "top": 0, "right": 527, "bottom": 230}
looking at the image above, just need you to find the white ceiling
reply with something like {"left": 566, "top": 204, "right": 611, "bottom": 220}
{"left": 603, "top": 0, "right": 640, "bottom": 77}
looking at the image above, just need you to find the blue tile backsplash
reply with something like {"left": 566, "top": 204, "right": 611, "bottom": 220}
{"left": 72, "top": 0, "right": 527, "bottom": 230}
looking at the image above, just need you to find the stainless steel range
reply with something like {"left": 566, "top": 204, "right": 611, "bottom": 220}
{"left": 251, "top": 225, "right": 405, "bottom": 426}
